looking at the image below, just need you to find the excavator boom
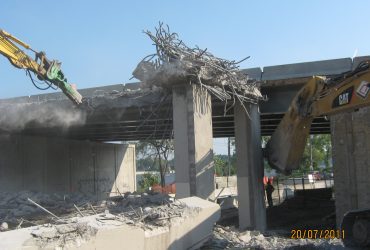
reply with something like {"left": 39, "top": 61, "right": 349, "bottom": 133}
{"left": 266, "top": 60, "right": 370, "bottom": 174}
{"left": 0, "top": 29, "right": 83, "bottom": 105}
{"left": 265, "top": 60, "right": 370, "bottom": 248}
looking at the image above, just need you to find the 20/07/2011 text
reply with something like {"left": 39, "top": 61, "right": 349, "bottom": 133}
{"left": 291, "top": 229, "right": 344, "bottom": 239}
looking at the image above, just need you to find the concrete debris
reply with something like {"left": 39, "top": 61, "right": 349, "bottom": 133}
{"left": 99, "top": 192, "right": 198, "bottom": 229}
{"left": 31, "top": 222, "right": 98, "bottom": 249}
{"left": 0, "top": 190, "right": 200, "bottom": 248}
{"left": 27, "top": 197, "right": 61, "bottom": 220}
{"left": 0, "top": 222, "right": 8, "bottom": 231}
{"left": 133, "top": 23, "right": 265, "bottom": 115}
{"left": 0, "top": 190, "right": 197, "bottom": 231}
{"left": 202, "top": 225, "right": 346, "bottom": 249}
{"left": 0, "top": 191, "right": 96, "bottom": 227}
{"left": 0, "top": 196, "right": 220, "bottom": 250}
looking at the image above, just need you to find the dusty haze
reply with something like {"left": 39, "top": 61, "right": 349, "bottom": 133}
{"left": 0, "top": 102, "right": 87, "bottom": 131}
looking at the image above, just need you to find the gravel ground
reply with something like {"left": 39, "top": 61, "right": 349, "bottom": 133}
{"left": 202, "top": 192, "right": 352, "bottom": 250}
{"left": 202, "top": 225, "right": 346, "bottom": 249}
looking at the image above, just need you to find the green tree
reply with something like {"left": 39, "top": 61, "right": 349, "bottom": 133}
{"left": 137, "top": 157, "right": 157, "bottom": 171}
{"left": 214, "top": 155, "right": 227, "bottom": 176}
{"left": 214, "top": 154, "right": 236, "bottom": 176}
{"left": 136, "top": 139, "right": 174, "bottom": 187}
{"left": 291, "top": 134, "right": 332, "bottom": 176}
{"left": 138, "top": 172, "right": 159, "bottom": 192}
{"left": 262, "top": 134, "right": 332, "bottom": 177}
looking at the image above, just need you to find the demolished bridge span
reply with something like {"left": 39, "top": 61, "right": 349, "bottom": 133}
{"left": 0, "top": 55, "right": 363, "bottom": 141}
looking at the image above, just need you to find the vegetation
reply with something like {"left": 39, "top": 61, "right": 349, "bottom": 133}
{"left": 214, "top": 154, "right": 236, "bottom": 176}
{"left": 136, "top": 139, "right": 174, "bottom": 187}
{"left": 288, "top": 134, "right": 332, "bottom": 176}
{"left": 214, "top": 135, "right": 332, "bottom": 178}
{"left": 134, "top": 134, "right": 332, "bottom": 183}
{"left": 138, "top": 172, "right": 159, "bottom": 192}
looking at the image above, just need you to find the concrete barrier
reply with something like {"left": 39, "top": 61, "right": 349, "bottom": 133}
{"left": 262, "top": 58, "right": 352, "bottom": 80}
{"left": 241, "top": 67, "right": 262, "bottom": 80}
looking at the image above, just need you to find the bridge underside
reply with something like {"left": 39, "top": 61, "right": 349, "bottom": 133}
{"left": 0, "top": 81, "right": 330, "bottom": 141}
{"left": 1, "top": 99, "right": 329, "bottom": 142}
{"left": 4, "top": 56, "right": 366, "bottom": 140}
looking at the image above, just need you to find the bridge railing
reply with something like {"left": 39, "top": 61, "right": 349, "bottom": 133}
{"left": 270, "top": 175, "right": 334, "bottom": 205}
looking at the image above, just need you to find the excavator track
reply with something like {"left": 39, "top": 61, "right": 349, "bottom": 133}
{"left": 341, "top": 209, "right": 370, "bottom": 247}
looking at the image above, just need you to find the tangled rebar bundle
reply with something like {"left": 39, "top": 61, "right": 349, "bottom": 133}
{"left": 133, "top": 23, "right": 265, "bottom": 115}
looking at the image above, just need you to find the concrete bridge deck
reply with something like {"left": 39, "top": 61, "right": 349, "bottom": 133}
{"left": 0, "top": 56, "right": 368, "bottom": 141}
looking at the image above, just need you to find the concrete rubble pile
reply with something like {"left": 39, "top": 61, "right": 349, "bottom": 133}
{"left": 0, "top": 191, "right": 96, "bottom": 228}
{"left": 133, "top": 23, "right": 265, "bottom": 114}
{"left": 202, "top": 225, "right": 345, "bottom": 250}
{"left": 0, "top": 190, "right": 196, "bottom": 231}
{"left": 26, "top": 222, "right": 98, "bottom": 249}
{"left": 96, "top": 192, "right": 199, "bottom": 229}
{"left": 0, "top": 191, "right": 220, "bottom": 249}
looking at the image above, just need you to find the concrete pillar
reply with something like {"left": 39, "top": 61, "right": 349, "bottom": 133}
{"left": 234, "top": 102, "right": 266, "bottom": 231}
{"left": 331, "top": 107, "right": 370, "bottom": 227}
{"left": 172, "top": 84, "right": 215, "bottom": 200}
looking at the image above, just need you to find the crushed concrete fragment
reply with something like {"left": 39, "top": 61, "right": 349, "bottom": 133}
{"left": 0, "top": 191, "right": 97, "bottom": 229}
{"left": 0, "top": 222, "right": 8, "bottom": 231}
{"left": 30, "top": 222, "right": 98, "bottom": 249}
{"left": 202, "top": 225, "right": 346, "bottom": 249}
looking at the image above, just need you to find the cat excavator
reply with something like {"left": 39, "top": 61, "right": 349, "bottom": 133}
{"left": 265, "top": 60, "right": 370, "bottom": 247}
{"left": 0, "top": 29, "right": 83, "bottom": 105}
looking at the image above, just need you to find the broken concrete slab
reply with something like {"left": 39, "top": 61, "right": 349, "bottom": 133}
{"left": 0, "top": 196, "right": 220, "bottom": 250}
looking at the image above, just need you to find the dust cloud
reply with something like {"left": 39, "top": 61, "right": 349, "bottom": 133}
{"left": 0, "top": 102, "right": 87, "bottom": 131}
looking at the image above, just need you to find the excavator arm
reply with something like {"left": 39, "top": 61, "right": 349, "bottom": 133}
{"left": 265, "top": 60, "right": 370, "bottom": 248}
{"left": 0, "top": 29, "right": 83, "bottom": 105}
{"left": 266, "top": 60, "right": 370, "bottom": 174}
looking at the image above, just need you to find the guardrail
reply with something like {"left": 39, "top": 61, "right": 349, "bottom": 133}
{"left": 271, "top": 176, "right": 334, "bottom": 205}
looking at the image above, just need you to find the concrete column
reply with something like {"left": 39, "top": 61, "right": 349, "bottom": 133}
{"left": 172, "top": 84, "right": 215, "bottom": 200}
{"left": 331, "top": 107, "right": 370, "bottom": 227}
{"left": 234, "top": 102, "right": 266, "bottom": 231}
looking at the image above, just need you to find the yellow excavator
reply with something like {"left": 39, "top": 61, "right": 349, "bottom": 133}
{"left": 0, "top": 29, "right": 83, "bottom": 105}
{"left": 266, "top": 60, "right": 370, "bottom": 247}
